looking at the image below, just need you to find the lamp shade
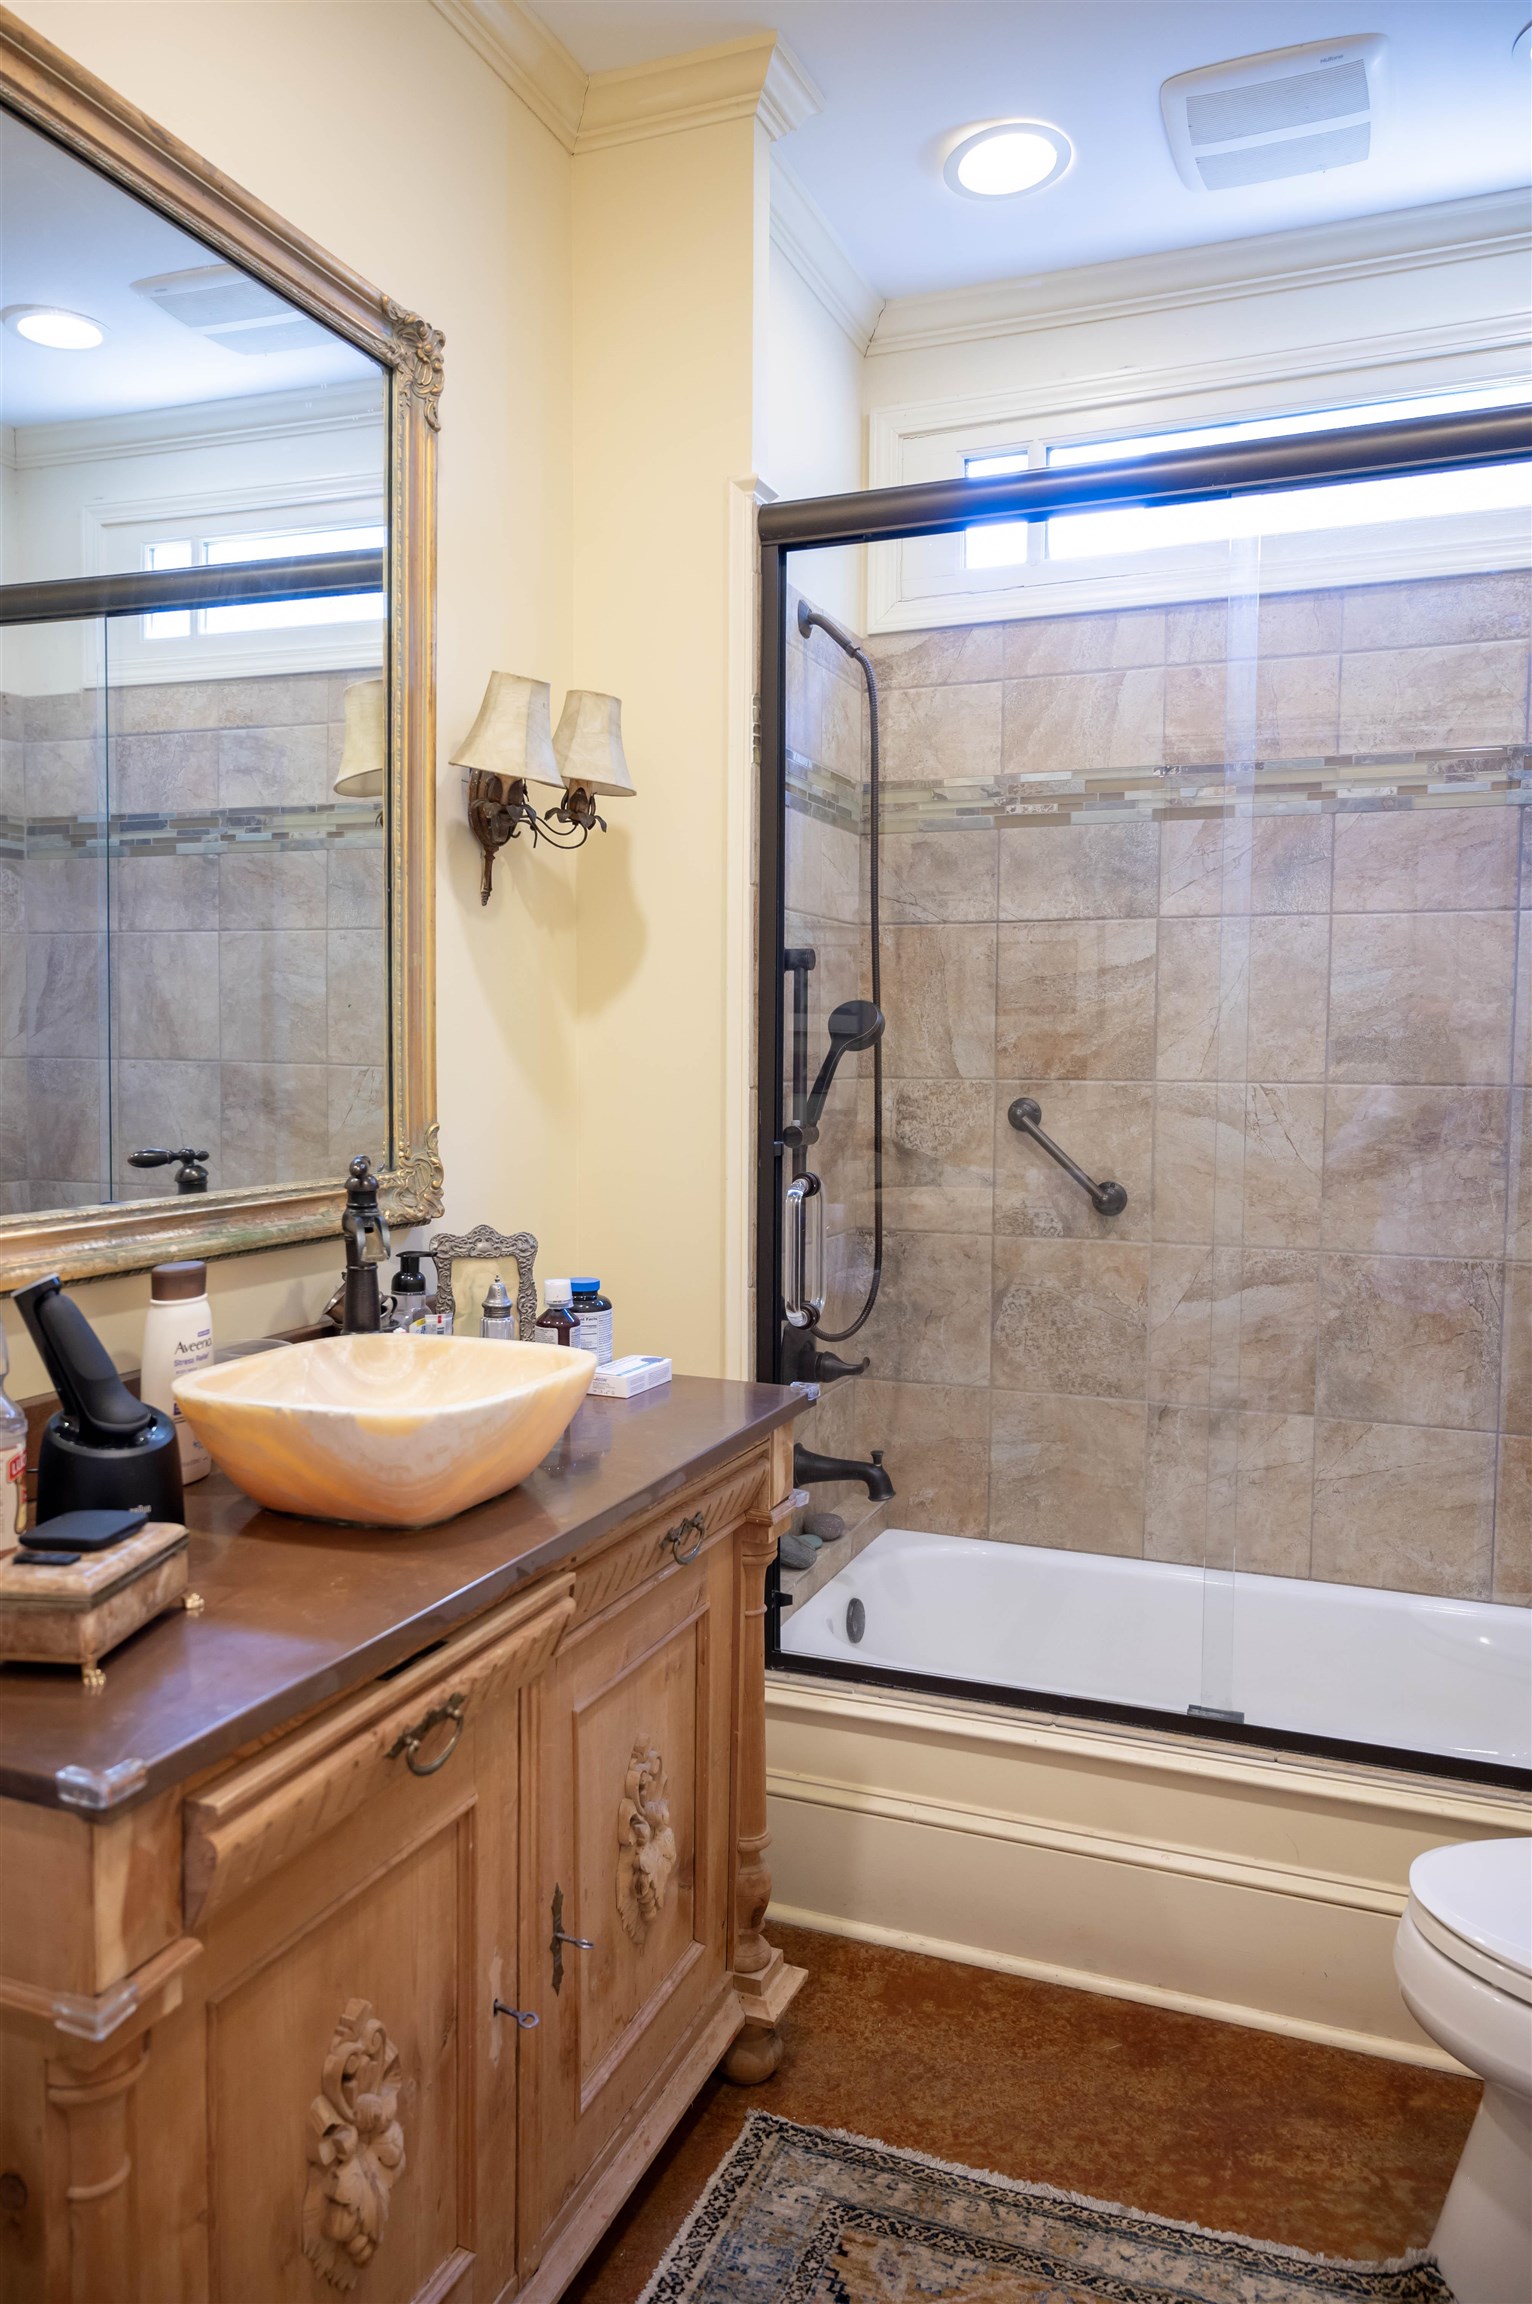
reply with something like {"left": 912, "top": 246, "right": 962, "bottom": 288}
{"left": 450, "top": 672, "right": 560, "bottom": 790}
{"left": 552, "top": 689, "right": 634, "bottom": 798}
{"left": 333, "top": 677, "right": 386, "bottom": 801}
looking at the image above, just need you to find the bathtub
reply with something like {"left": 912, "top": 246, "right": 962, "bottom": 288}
{"left": 780, "top": 1528, "right": 1532, "bottom": 1773}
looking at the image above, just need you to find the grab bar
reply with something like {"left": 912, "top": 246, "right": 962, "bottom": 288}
{"left": 1007, "top": 1097, "right": 1128, "bottom": 1217}
{"left": 783, "top": 1172, "right": 825, "bottom": 1327}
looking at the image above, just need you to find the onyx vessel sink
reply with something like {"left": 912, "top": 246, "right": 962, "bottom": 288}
{"left": 175, "top": 1333, "right": 595, "bottom": 1528}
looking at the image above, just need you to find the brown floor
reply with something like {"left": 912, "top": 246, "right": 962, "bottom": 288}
{"left": 562, "top": 1923, "right": 1479, "bottom": 2304}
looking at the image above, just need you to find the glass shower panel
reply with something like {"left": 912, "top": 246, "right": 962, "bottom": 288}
{"left": 0, "top": 618, "right": 111, "bottom": 1209}
{"left": 775, "top": 536, "right": 1290, "bottom": 1726}
{"left": 770, "top": 433, "right": 1531, "bottom": 1777}
{"left": 1221, "top": 508, "right": 1532, "bottom": 1769}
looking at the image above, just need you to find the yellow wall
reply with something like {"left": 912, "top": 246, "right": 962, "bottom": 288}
{"left": 2, "top": 0, "right": 579, "bottom": 1391}
{"left": 0, "top": 10, "right": 821, "bottom": 1400}
{"left": 567, "top": 115, "right": 766, "bottom": 1377}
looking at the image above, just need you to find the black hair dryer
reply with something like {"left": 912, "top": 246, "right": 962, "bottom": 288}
{"left": 13, "top": 1276, "right": 185, "bottom": 1528}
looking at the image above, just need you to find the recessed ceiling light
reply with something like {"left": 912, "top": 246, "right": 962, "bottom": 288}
{"left": 943, "top": 120, "right": 1072, "bottom": 200}
{"left": 5, "top": 305, "right": 106, "bottom": 350}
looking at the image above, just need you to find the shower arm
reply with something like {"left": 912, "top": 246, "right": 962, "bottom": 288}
{"left": 1007, "top": 1097, "right": 1128, "bottom": 1218}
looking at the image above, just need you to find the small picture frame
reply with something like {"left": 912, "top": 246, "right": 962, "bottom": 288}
{"left": 429, "top": 1225, "right": 539, "bottom": 1340}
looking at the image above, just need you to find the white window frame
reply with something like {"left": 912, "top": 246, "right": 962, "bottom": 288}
{"left": 86, "top": 475, "right": 387, "bottom": 682}
{"left": 865, "top": 329, "right": 1532, "bottom": 632}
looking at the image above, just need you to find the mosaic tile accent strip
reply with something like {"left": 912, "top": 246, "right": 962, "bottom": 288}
{"left": 787, "top": 747, "right": 1529, "bottom": 836}
{"left": 25, "top": 802, "right": 384, "bottom": 860}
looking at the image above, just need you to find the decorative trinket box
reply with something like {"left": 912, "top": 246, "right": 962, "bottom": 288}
{"left": 0, "top": 1523, "right": 199, "bottom": 1689}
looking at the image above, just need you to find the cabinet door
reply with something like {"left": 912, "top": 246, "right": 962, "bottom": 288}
{"left": 137, "top": 1652, "right": 531, "bottom": 2304}
{"left": 520, "top": 1534, "right": 736, "bottom": 2266}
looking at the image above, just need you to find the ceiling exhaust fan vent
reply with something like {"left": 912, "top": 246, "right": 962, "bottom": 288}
{"left": 131, "top": 263, "right": 334, "bottom": 356}
{"left": 1161, "top": 36, "right": 1384, "bottom": 192}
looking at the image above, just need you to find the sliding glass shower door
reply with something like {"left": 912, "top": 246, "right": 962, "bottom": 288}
{"left": 764, "top": 404, "right": 1530, "bottom": 1779}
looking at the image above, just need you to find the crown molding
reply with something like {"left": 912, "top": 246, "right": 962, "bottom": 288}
{"left": 770, "top": 158, "right": 882, "bottom": 353}
{"left": 430, "top": 3, "right": 821, "bottom": 156}
{"left": 577, "top": 33, "right": 822, "bottom": 153}
{"left": 868, "top": 313, "right": 1531, "bottom": 478}
{"left": 868, "top": 188, "right": 1532, "bottom": 358}
{"left": 7, "top": 381, "right": 384, "bottom": 470}
{"left": 430, "top": 0, "right": 585, "bottom": 151}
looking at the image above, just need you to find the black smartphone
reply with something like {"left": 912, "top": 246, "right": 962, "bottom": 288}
{"left": 21, "top": 1507, "right": 152, "bottom": 1554}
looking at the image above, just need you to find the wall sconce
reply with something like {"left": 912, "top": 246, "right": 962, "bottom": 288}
{"left": 333, "top": 677, "right": 386, "bottom": 802}
{"left": 547, "top": 689, "right": 635, "bottom": 843}
{"left": 454, "top": 675, "right": 636, "bottom": 901}
{"left": 451, "top": 672, "right": 562, "bottom": 903}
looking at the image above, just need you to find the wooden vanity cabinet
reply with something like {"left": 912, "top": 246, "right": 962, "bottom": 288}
{"left": 0, "top": 1414, "right": 803, "bottom": 2304}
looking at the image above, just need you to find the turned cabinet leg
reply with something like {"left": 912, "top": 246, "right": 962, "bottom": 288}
{"left": 723, "top": 1442, "right": 807, "bottom": 2087}
{"left": 722, "top": 2022, "right": 783, "bottom": 2086}
{"left": 46, "top": 2038, "right": 149, "bottom": 2304}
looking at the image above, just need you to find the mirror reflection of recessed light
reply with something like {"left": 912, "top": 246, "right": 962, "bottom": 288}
{"left": 1514, "top": 20, "right": 1531, "bottom": 58}
{"left": 943, "top": 120, "right": 1072, "bottom": 199}
{"left": 5, "top": 305, "right": 106, "bottom": 350}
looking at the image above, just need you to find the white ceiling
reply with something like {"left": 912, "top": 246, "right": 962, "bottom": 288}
{"left": 533, "top": 0, "right": 1532, "bottom": 300}
{"left": 0, "top": 109, "right": 379, "bottom": 430}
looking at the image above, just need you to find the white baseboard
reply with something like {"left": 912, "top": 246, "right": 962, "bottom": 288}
{"left": 768, "top": 1901, "right": 1460, "bottom": 2072}
{"left": 766, "top": 1677, "right": 1529, "bottom": 2075}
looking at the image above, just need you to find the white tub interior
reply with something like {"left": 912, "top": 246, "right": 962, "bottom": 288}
{"left": 781, "top": 1528, "right": 1532, "bottom": 1771}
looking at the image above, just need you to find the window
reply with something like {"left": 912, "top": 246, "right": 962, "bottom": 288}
{"left": 143, "top": 521, "right": 386, "bottom": 639}
{"left": 94, "top": 489, "right": 387, "bottom": 682}
{"left": 964, "top": 380, "right": 1532, "bottom": 569}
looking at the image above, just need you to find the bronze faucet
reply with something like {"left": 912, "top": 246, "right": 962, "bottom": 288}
{"left": 340, "top": 1155, "right": 391, "bottom": 1333}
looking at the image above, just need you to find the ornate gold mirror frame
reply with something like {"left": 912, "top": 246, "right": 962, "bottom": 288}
{"left": 0, "top": 5, "right": 442, "bottom": 1287}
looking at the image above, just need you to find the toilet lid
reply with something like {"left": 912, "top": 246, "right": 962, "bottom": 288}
{"left": 1409, "top": 1838, "right": 1532, "bottom": 1980}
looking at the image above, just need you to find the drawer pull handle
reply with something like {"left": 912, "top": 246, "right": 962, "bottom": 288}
{"left": 664, "top": 1512, "right": 706, "bottom": 1564}
{"left": 386, "top": 1692, "right": 466, "bottom": 1776}
{"left": 492, "top": 2000, "right": 540, "bottom": 2029}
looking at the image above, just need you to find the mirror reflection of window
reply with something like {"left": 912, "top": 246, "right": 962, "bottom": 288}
{"left": 0, "top": 101, "right": 391, "bottom": 1224}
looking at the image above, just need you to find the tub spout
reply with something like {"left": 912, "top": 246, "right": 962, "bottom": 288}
{"left": 793, "top": 1442, "right": 894, "bottom": 1503}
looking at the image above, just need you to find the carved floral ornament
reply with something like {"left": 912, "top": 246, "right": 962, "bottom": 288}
{"left": 616, "top": 1743, "right": 679, "bottom": 1945}
{"left": 302, "top": 2000, "right": 407, "bottom": 2291}
{"left": 384, "top": 299, "right": 445, "bottom": 430}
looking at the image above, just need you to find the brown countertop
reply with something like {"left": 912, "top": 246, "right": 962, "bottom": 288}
{"left": 0, "top": 1376, "right": 801, "bottom": 1815}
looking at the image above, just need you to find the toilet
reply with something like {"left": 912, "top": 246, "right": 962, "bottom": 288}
{"left": 1394, "top": 1837, "right": 1532, "bottom": 2304}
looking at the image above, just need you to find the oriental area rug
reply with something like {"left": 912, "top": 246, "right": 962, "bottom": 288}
{"left": 638, "top": 2113, "right": 1452, "bottom": 2304}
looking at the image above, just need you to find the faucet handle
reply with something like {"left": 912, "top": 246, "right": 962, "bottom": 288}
{"left": 342, "top": 1154, "right": 391, "bottom": 1265}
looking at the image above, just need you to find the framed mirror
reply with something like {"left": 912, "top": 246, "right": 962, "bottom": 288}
{"left": 0, "top": 6, "right": 441, "bottom": 1287}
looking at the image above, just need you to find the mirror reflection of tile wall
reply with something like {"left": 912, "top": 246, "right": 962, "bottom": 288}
{"left": 0, "top": 662, "right": 386, "bottom": 1212}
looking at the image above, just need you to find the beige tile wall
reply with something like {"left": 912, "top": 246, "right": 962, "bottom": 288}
{"left": 0, "top": 670, "right": 386, "bottom": 1213}
{"left": 785, "top": 572, "right": 1529, "bottom": 1607}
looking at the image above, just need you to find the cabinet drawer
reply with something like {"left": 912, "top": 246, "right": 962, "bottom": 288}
{"left": 570, "top": 1449, "right": 767, "bottom": 1628}
{"left": 183, "top": 1573, "right": 573, "bottom": 1928}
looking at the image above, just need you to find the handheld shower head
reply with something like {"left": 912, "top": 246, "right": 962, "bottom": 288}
{"left": 827, "top": 998, "right": 884, "bottom": 1053}
{"left": 804, "top": 999, "right": 884, "bottom": 1130}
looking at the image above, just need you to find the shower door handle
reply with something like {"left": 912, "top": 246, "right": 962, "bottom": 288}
{"left": 783, "top": 1172, "right": 824, "bottom": 1329}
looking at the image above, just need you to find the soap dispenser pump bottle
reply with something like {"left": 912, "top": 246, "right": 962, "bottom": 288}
{"left": 389, "top": 1251, "right": 431, "bottom": 1332}
{"left": 13, "top": 1276, "right": 184, "bottom": 1525}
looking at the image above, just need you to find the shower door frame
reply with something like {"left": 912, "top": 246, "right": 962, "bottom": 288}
{"left": 755, "top": 402, "right": 1532, "bottom": 1791}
